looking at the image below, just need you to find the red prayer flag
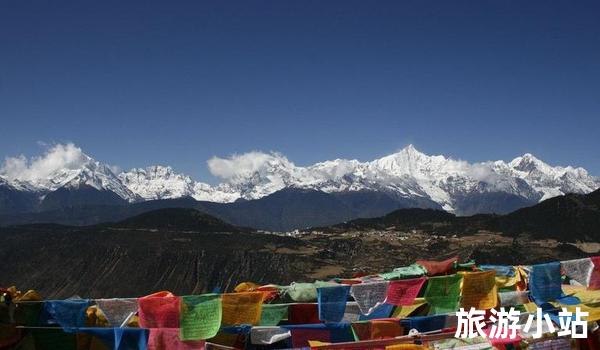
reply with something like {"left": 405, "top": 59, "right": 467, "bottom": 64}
{"left": 138, "top": 296, "right": 180, "bottom": 328}
{"left": 416, "top": 256, "right": 457, "bottom": 276}
{"left": 385, "top": 277, "right": 427, "bottom": 306}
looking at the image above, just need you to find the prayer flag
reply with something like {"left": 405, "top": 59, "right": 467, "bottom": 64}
{"left": 529, "top": 262, "right": 580, "bottom": 305}
{"left": 39, "top": 299, "right": 90, "bottom": 331}
{"left": 424, "top": 274, "right": 463, "bottom": 314}
{"left": 416, "top": 257, "right": 457, "bottom": 276}
{"left": 317, "top": 285, "right": 350, "bottom": 323}
{"left": 460, "top": 271, "right": 498, "bottom": 310}
{"left": 138, "top": 296, "right": 180, "bottom": 328}
{"left": 180, "top": 294, "right": 222, "bottom": 340}
{"left": 95, "top": 298, "right": 138, "bottom": 327}
{"left": 259, "top": 304, "right": 288, "bottom": 326}
{"left": 386, "top": 277, "right": 426, "bottom": 306}
{"left": 350, "top": 281, "right": 389, "bottom": 315}
{"left": 561, "top": 258, "right": 593, "bottom": 286}
{"left": 221, "top": 292, "right": 263, "bottom": 326}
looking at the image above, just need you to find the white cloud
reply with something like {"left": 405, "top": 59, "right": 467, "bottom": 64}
{"left": 0, "top": 143, "right": 89, "bottom": 181}
{"left": 207, "top": 151, "right": 295, "bottom": 181}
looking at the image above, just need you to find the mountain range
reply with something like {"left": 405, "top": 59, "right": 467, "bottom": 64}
{"left": 1, "top": 145, "right": 598, "bottom": 230}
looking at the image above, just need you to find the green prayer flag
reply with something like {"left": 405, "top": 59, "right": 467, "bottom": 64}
{"left": 287, "top": 281, "right": 336, "bottom": 302}
{"left": 180, "top": 294, "right": 222, "bottom": 341}
{"left": 424, "top": 274, "right": 463, "bottom": 315}
{"left": 380, "top": 264, "right": 427, "bottom": 280}
{"left": 259, "top": 304, "right": 288, "bottom": 326}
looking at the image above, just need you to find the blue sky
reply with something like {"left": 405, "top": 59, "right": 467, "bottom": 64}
{"left": 1, "top": 0, "right": 599, "bottom": 181}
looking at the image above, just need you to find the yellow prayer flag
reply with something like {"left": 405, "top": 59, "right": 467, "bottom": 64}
{"left": 221, "top": 292, "right": 264, "bottom": 326}
{"left": 460, "top": 270, "right": 497, "bottom": 310}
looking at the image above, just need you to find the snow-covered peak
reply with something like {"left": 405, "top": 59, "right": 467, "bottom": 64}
{"left": 509, "top": 153, "right": 551, "bottom": 173}
{"left": 41, "top": 159, "right": 138, "bottom": 201}
{"left": 370, "top": 145, "right": 455, "bottom": 179}
{"left": 0, "top": 144, "right": 137, "bottom": 201}
{"left": 118, "top": 165, "right": 197, "bottom": 201}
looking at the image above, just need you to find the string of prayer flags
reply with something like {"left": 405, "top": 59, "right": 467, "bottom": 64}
{"left": 424, "top": 274, "right": 463, "bottom": 315}
{"left": 529, "top": 262, "right": 580, "bottom": 306}
{"left": 385, "top": 277, "right": 426, "bottom": 306}
{"left": 460, "top": 271, "right": 498, "bottom": 310}
{"left": 317, "top": 285, "right": 351, "bottom": 323}
{"left": 259, "top": 304, "right": 288, "bottom": 326}
{"left": 250, "top": 326, "right": 291, "bottom": 345}
{"left": 349, "top": 281, "right": 389, "bottom": 315}
{"left": 416, "top": 256, "right": 457, "bottom": 276}
{"left": 138, "top": 296, "right": 180, "bottom": 329}
{"left": 221, "top": 292, "right": 263, "bottom": 326}
{"left": 39, "top": 299, "right": 91, "bottom": 331}
{"left": 147, "top": 328, "right": 205, "bottom": 350}
{"left": 288, "top": 303, "right": 321, "bottom": 324}
{"left": 95, "top": 298, "right": 138, "bottom": 327}
{"left": 179, "top": 294, "right": 222, "bottom": 341}
{"left": 498, "top": 291, "right": 530, "bottom": 307}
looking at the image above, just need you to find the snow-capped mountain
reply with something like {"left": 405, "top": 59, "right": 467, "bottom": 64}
{"left": 118, "top": 166, "right": 197, "bottom": 200}
{"left": 1, "top": 144, "right": 598, "bottom": 216}
{"left": 0, "top": 148, "right": 138, "bottom": 202}
{"left": 181, "top": 145, "right": 599, "bottom": 213}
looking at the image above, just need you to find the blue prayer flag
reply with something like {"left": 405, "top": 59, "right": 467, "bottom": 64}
{"left": 39, "top": 299, "right": 90, "bottom": 331}
{"left": 317, "top": 285, "right": 350, "bottom": 323}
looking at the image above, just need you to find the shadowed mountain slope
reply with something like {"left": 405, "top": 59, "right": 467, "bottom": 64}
{"left": 323, "top": 189, "right": 600, "bottom": 242}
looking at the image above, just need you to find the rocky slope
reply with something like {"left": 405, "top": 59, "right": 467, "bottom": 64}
{"left": 1, "top": 207, "right": 594, "bottom": 298}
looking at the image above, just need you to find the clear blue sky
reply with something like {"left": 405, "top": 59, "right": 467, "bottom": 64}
{"left": 1, "top": 0, "right": 599, "bottom": 180}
